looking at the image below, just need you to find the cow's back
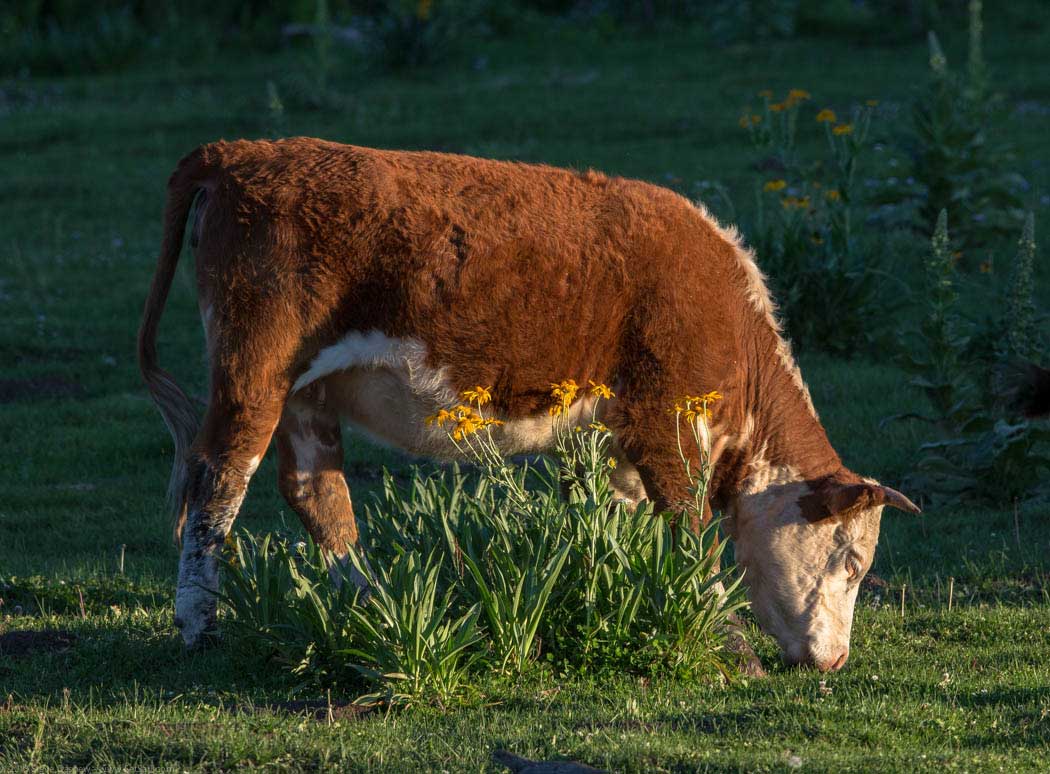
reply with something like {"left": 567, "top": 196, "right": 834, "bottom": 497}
{"left": 194, "top": 138, "right": 751, "bottom": 417}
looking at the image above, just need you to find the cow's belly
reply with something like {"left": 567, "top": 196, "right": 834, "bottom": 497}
{"left": 296, "top": 330, "right": 647, "bottom": 504}
{"left": 321, "top": 366, "right": 599, "bottom": 458}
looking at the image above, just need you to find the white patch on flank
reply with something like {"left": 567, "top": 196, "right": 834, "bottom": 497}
{"left": 692, "top": 201, "right": 818, "bottom": 419}
{"left": 293, "top": 331, "right": 453, "bottom": 402}
{"left": 297, "top": 330, "right": 594, "bottom": 459}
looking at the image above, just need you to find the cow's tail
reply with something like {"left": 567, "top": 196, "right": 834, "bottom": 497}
{"left": 137, "top": 146, "right": 209, "bottom": 543}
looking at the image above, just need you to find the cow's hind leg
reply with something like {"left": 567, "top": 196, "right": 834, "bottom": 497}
{"left": 175, "top": 387, "right": 284, "bottom": 649}
{"left": 276, "top": 385, "right": 367, "bottom": 586}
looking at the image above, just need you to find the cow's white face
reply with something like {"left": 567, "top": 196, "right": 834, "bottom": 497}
{"left": 728, "top": 474, "right": 917, "bottom": 671}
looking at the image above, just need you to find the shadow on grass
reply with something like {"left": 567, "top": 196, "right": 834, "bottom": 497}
{"left": 0, "top": 617, "right": 328, "bottom": 711}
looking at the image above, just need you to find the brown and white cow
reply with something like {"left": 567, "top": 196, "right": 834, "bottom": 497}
{"left": 138, "top": 137, "right": 920, "bottom": 670}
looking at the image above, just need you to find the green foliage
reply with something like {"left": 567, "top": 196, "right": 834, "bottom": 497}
{"left": 1004, "top": 213, "right": 1039, "bottom": 361}
{"left": 362, "top": 0, "right": 488, "bottom": 70}
{"left": 894, "top": 210, "right": 1050, "bottom": 503}
{"left": 882, "top": 3, "right": 1027, "bottom": 250}
{"left": 741, "top": 91, "right": 891, "bottom": 354}
{"left": 896, "top": 209, "right": 971, "bottom": 426}
{"left": 220, "top": 408, "right": 746, "bottom": 706}
{"left": 341, "top": 549, "right": 484, "bottom": 706}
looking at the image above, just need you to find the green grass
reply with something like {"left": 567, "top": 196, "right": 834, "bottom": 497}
{"left": 2, "top": 14, "right": 1050, "bottom": 772}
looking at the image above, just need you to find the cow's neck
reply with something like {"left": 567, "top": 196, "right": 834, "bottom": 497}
{"left": 710, "top": 326, "right": 842, "bottom": 509}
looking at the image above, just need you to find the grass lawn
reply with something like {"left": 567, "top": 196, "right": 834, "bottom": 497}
{"left": 2, "top": 12, "right": 1050, "bottom": 772}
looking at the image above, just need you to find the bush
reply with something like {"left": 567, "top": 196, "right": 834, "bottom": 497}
{"left": 740, "top": 89, "right": 893, "bottom": 355}
{"left": 877, "top": 2, "right": 1027, "bottom": 252}
{"left": 892, "top": 210, "right": 1050, "bottom": 503}
{"left": 220, "top": 386, "right": 747, "bottom": 706}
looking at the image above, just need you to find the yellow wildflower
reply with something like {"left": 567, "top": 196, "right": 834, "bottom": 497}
{"left": 589, "top": 380, "right": 615, "bottom": 399}
{"left": 786, "top": 88, "right": 811, "bottom": 106}
{"left": 781, "top": 196, "right": 810, "bottom": 210}
{"left": 865, "top": 99, "right": 879, "bottom": 107}
{"left": 460, "top": 385, "right": 492, "bottom": 406}
{"left": 416, "top": 0, "right": 432, "bottom": 21}
{"left": 589, "top": 421, "right": 609, "bottom": 433}
{"left": 549, "top": 379, "right": 580, "bottom": 417}
{"left": 769, "top": 102, "right": 786, "bottom": 113}
{"left": 738, "top": 113, "right": 762, "bottom": 128}
{"left": 825, "top": 189, "right": 841, "bottom": 202}
{"left": 425, "top": 408, "right": 455, "bottom": 427}
{"left": 700, "top": 390, "right": 723, "bottom": 403}
{"left": 816, "top": 108, "right": 837, "bottom": 123}
{"left": 757, "top": 89, "right": 773, "bottom": 99}
{"left": 763, "top": 179, "right": 787, "bottom": 192}
{"left": 833, "top": 123, "right": 854, "bottom": 136}
{"left": 979, "top": 259, "right": 993, "bottom": 274}
{"left": 607, "top": 458, "right": 618, "bottom": 469}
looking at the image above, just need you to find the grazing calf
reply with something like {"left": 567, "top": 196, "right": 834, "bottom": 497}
{"left": 139, "top": 138, "right": 920, "bottom": 670}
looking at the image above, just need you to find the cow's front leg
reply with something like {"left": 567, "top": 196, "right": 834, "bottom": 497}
{"left": 175, "top": 398, "right": 281, "bottom": 649}
{"left": 275, "top": 388, "right": 369, "bottom": 590}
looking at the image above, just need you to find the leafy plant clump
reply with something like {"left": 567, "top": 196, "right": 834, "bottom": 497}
{"left": 894, "top": 210, "right": 1050, "bottom": 503}
{"left": 878, "top": 1, "right": 1027, "bottom": 251}
{"left": 220, "top": 385, "right": 747, "bottom": 707}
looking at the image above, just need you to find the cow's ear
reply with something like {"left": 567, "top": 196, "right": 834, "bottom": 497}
{"left": 801, "top": 481, "right": 921, "bottom": 521}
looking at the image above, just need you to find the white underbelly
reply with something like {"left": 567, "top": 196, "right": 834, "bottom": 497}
{"left": 320, "top": 366, "right": 591, "bottom": 458}
{"left": 294, "top": 329, "right": 647, "bottom": 503}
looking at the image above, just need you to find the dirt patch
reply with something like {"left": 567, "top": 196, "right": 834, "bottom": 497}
{"left": 0, "top": 629, "right": 76, "bottom": 658}
{"left": 0, "top": 376, "right": 84, "bottom": 403}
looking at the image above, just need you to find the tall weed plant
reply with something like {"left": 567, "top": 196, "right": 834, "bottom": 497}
{"left": 878, "top": 1, "right": 1026, "bottom": 251}
{"left": 221, "top": 385, "right": 747, "bottom": 706}
{"left": 893, "top": 210, "right": 1050, "bottom": 503}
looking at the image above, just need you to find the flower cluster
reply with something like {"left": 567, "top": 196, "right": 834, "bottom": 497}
{"left": 426, "top": 387, "right": 503, "bottom": 441}
{"left": 548, "top": 379, "right": 616, "bottom": 416}
{"left": 671, "top": 391, "right": 723, "bottom": 423}
{"left": 549, "top": 379, "right": 580, "bottom": 417}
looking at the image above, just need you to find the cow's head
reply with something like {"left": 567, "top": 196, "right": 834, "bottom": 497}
{"left": 728, "top": 469, "right": 919, "bottom": 671}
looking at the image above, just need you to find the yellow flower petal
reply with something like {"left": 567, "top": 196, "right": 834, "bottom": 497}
{"left": 461, "top": 386, "right": 492, "bottom": 406}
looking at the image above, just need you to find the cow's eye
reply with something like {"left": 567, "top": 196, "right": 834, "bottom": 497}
{"left": 845, "top": 555, "right": 863, "bottom": 581}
